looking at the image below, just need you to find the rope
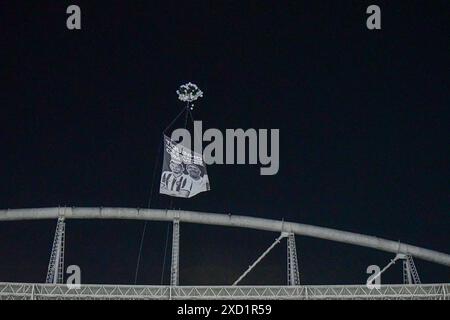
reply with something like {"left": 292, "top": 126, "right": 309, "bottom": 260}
{"left": 188, "top": 107, "right": 195, "bottom": 126}
{"left": 160, "top": 103, "right": 191, "bottom": 284}
{"left": 163, "top": 105, "right": 189, "bottom": 135}
{"left": 133, "top": 137, "right": 163, "bottom": 284}
{"left": 136, "top": 101, "right": 195, "bottom": 285}
{"left": 133, "top": 222, "right": 147, "bottom": 284}
{"left": 160, "top": 222, "right": 171, "bottom": 285}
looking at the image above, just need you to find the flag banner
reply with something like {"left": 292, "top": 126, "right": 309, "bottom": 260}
{"left": 160, "top": 135, "right": 210, "bottom": 198}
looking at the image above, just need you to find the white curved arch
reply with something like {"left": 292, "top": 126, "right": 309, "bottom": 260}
{"left": 1, "top": 207, "right": 449, "bottom": 267}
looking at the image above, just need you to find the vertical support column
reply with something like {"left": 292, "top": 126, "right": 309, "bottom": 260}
{"left": 403, "top": 259, "right": 412, "bottom": 284}
{"left": 46, "top": 216, "right": 66, "bottom": 284}
{"left": 170, "top": 219, "right": 180, "bottom": 286}
{"left": 402, "top": 255, "right": 421, "bottom": 284}
{"left": 31, "top": 284, "right": 35, "bottom": 301}
{"left": 407, "top": 255, "right": 421, "bottom": 284}
{"left": 287, "top": 233, "right": 300, "bottom": 286}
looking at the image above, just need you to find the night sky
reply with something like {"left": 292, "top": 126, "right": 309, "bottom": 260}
{"left": 0, "top": 1, "right": 449, "bottom": 286}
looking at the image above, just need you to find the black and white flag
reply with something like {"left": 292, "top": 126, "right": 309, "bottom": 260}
{"left": 159, "top": 135, "right": 210, "bottom": 198}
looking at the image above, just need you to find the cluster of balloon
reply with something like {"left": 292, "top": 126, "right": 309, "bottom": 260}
{"left": 176, "top": 82, "right": 203, "bottom": 110}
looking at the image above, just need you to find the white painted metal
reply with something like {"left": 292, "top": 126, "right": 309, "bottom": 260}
{"left": 233, "top": 233, "right": 287, "bottom": 286}
{"left": 0, "top": 283, "right": 448, "bottom": 300}
{"left": 371, "top": 254, "right": 422, "bottom": 285}
{"left": 170, "top": 219, "right": 180, "bottom": 286}
{"left": 1, "top": 207, "right": 450, "bottom": 266}
{"left": 406, "top": 255, "right": 421, "bottom": 284}
{"left": 287, "top": 233, "right": 300, "bottom": 286}
{"left": 369, "top": 254, "right": 404, "bottom": 285}
{"left": 403, "top": 259, "right": 413, "bottom": 284}
{"left": 45, "top": 216, "right": 65, "bottom": 284}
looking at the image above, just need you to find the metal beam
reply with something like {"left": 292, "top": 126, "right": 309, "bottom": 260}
{"left": 1, "top": 207, "right": 450, "bottom": 267}
{"left": 170, "top": 219, "right": 180, "bottom": 286}
{"left": 1, "top": 282, "right": 449, "bottom": 300}
{"left": 233, "top": 233, "right": 287, "bottom": 286}
{"left": 403, "top": 259, "right": 413, "bottom": 284}
{"left": 287, "top": 233, "right": 300, "bottom": 286}
{"left": 368, "top": 254, "right": 402, "bottom": 285}
{"left": 406, "top": 255, "right": 421, "bottom": 284}
{"left": 45, "top": 216, "right": 65, "bottom": 284}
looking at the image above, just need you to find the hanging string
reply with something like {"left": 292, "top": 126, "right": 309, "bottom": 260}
{"left": 159, "top": 102, "right": 190, "bottom": 284}
{"left": 134, "top": 101, "right": 193, "bottom": 284}
{"left": 163, "top": 105, "right": 189, "bottom": 135}
{"left": 134, "top": 136, "right": 163, "bottom": 284}
{"left": 188, "top": 107, "right": 195, "bottom": 125}
{"left": 135, "top": 84, "right": 202, "bottom": 285}
{"left": 134, "top": 222, "right": 147, "bottom": 284}
{"left": 134, "top": 107, "right": 186, "bottom": 284}
{"left": 160, "top": 222, "right": 171, "bottom": 284}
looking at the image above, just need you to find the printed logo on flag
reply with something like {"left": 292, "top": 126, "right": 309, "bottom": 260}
{"left": 160, "top": 135, "right": 210, "bottom": 198}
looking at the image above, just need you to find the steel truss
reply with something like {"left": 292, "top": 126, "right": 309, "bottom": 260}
{"left": 403, "top": 255, "right": 421, "bottom": 284}
{"left": 170, "top": 219, "right": 180, "bottom": 286}
{"left": 0, "top": 283, "right": 448, "bottom": 300}
{"left": 287, "top": 233, "right": 300, "bottom": 286}
{"left": 45, "top": 216, "right": 65, "bottom": 284}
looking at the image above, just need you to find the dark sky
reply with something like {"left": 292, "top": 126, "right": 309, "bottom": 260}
{"left": 0, "top": 1, "right": 449, "bottom": 286}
